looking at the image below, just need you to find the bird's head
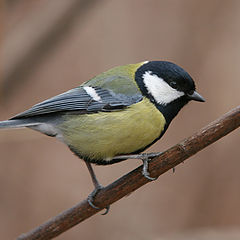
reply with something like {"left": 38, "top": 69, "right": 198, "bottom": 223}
{"left": 135, "top": 61, "right": 205, "bottom": 123}
{"left": 135, "top": 61, "right": 205, "bottom": 105}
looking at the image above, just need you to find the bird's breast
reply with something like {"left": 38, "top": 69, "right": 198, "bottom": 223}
{"left": 59, "top": 98, "right": 166, "bottom": 163}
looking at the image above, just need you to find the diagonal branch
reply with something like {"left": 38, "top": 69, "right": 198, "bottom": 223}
{"left": 17, "top": 105, "right": 240, "bottom": 240}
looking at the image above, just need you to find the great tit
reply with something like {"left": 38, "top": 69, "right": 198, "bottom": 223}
{"left": 0, "top": 61, "right": 205, "bottom": 212}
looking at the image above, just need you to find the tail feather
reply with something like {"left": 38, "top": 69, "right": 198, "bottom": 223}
{"left": 0, "top": 119, "right": 39, "bottom": 129}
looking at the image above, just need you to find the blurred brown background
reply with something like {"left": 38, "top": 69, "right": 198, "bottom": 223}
{"left": 0, "top": 0, "right": 240, "bottom": 239}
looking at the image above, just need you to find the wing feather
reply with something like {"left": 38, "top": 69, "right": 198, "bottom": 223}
{"left": 11, "top": 86, "right": 142, "bottom": 119}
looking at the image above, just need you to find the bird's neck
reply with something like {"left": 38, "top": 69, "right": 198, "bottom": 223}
{"left": 156, "top": 97, "right": 189, "bottom": 127}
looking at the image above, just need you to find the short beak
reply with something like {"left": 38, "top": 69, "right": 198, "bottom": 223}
{"left": 187, "top": 91, "right": 205, "bottom": 102}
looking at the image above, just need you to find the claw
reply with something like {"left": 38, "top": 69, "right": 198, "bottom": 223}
{"left": 101, "top": 205, "right": 110, "bottom": 215}
{"left": 141, "top": 154, "right": 159, "bottom": 181}
{"left": 87, "top": 185, "right": 110, "bottom": 215}
{"left": 142, "top": 170, "right": 157, "bottom": 181}
{"left": 87, "top": 186, "right": 102, "bottom": 209}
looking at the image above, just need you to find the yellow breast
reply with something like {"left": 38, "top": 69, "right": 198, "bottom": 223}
{"left": 59, "top": 98, "right": 166, "bottom": 161}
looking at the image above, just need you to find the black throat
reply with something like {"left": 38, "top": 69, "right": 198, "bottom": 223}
{"left": 156, "top": 96, "right": 189, "bottom": 127}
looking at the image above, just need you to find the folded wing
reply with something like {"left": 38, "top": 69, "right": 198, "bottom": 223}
{"left": 11, "top": 86, "right": 143, "bottom": 119}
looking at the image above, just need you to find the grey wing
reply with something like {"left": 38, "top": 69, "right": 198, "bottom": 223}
{"left": 11, "top": 86, "right": 143, "bottom": 119}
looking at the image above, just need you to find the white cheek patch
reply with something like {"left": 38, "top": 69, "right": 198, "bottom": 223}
{"left": 143, "top": 71, "right": 184, "bottom": 105}
{"left": 83, "top": 86, "right": 102, "bottom": 102}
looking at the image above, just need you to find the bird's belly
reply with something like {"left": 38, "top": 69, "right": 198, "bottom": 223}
{"left": 59, "top": 98, "right": 166, "bottom": 162}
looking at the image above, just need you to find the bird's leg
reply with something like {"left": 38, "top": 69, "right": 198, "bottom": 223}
{"left": 85, "top": 161, "right": 110, "bottom": 215}
{"left": 112, "top": 152, "right": 161, "bottom": 181}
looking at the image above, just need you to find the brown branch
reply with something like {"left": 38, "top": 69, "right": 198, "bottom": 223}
{"left": 17, "top": 105, "right": 240, "bottom": 240}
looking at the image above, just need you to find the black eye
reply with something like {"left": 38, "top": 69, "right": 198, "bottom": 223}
{"left": 188, "top": 90, "right": 194, "bottom": 95}
{"left": 170, "top": 81, "right": 177, "bottom": 89}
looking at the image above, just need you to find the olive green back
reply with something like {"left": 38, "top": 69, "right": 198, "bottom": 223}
{"left": 83, "top": 62, "right": 145, "bottom": 96}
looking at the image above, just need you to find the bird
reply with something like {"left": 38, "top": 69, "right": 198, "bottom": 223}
{"left": 0, "top": 61, "right": 205, "bottom": 213}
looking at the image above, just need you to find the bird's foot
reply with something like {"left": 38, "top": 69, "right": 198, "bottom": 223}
{"left": 87, "top": 185, "right": 110, "bottom": 215}
{"left": 140, "top": 153, "right": 161, "bottom": 181}
{"left": 113, "top": 152, "right": 161, "bottom": 181}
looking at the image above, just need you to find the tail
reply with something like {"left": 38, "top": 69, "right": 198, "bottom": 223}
{"left": 0, "top": 119, "right": 59, "bottom": 137}
{"left": 0, "top": 119, "right": 39, "bottom": 129}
